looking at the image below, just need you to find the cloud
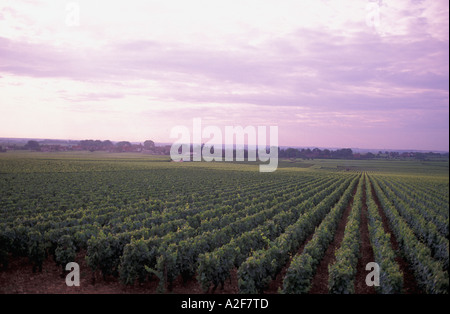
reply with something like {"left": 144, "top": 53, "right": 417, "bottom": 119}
{"left": 0, "top": 0, "right": 448, "bottom": 150}
{"left": 58, "top": 91, "right": 125, "bottom": 102}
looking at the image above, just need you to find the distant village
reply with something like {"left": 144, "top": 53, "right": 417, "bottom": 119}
{"left": 0, "top": 138, "right": 447, "bottom": 161}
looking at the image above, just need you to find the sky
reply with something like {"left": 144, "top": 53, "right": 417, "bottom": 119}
{"left": 0, "top": 0, "right": 448, "bottom": 151}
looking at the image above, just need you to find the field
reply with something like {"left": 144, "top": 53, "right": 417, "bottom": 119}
{"left": 0, "top": 152, "right": 448, "bottom": 294}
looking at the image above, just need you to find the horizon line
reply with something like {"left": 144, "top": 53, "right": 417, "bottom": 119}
{"left": 0, "top": 136, "right": 448, "bottom": 153}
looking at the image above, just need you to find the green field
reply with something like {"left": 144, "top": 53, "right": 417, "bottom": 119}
{"left": 0, "top": 151, "right": 448, "bottom": 294}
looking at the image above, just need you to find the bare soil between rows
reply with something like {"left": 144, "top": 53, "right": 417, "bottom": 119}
{"left": 0, "top": 250, "right": 239, "bottom": 294}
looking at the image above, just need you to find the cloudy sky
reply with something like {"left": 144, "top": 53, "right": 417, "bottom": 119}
{"left": 0, "top": 0, "right": 448, "bottom": 150}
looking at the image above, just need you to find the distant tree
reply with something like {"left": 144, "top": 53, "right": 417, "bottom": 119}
{"left": 25, "top": 140, "right": 40, "bottom": 151}
{"left": 144, "top": 140, "right": 155, "bottom": 150}
{"left": 116, "top": 141, "right": 132, "bottom": 152}
{"left": 103, "top": 140, "right": 114, "bottom": 148}
{"left": 312, "top": 148, "right": 321, "bottom": 159}
{"left": 285, "top": 148, "right": 298, "bottom": 158}
{"left": 79, "top": 140, "right": 94, "bottom": 151}
{"left": 116, "top": 141, "right": 132, "bottom": 148}
{"left": 332, "top": 148, "right": 353, "bottom": 159}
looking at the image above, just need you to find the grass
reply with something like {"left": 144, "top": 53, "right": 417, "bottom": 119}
{"left": 0, "top": 151, "right": 448, "bottom": 178}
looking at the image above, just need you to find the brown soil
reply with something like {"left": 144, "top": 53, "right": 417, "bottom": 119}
{"left": 369, "top": 180, "right": 422, "bottom": 294}
{"left": 354, "top": 180, "right": 376, "bottom": 294}
{"left": 0, "top": 250, "right": 238, "bottom": 294}
{"left": 193, "top": 268, "right": 239, "bottom": 294}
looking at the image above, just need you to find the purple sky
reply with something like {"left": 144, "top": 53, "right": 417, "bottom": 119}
{"left": 0, "top": 0, "right": 448, "bottom": 151}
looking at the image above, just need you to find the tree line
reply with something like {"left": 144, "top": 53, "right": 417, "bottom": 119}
{"left": 1, "top": 140, "right": 447, "bottom": 161}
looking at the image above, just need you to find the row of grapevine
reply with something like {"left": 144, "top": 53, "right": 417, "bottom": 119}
{"left": 1, "top": 171, "right": 301, "bottom": 227}
{"left": 85, "top": 175, "right": 333, "bottom": 281}
{"left": 327, "top": 174, "right": 364, "bottom": 293}
{"left": 369, "top": 176, "right": 448, "bottom": 294}
{"left": 365, "top": 175, "right": 403, "bottom": 293}
{"left": 372, "top": 177, "right": 449, "bottom": 269}
{"left": 378, "top": 176, "right": 448, "bottom": 238}
{"left": 118, "top": 175, "right": 348, "bottom": 288}
{"left": 1, "top": 154, "right": 448, "bottom": 294}
{"left": 0, "top": 169, "right": 311, "bottom": 272}
{"left": 281, "top": 175, "right": 360, "bottom": 293}
{"left": 392, "top": 177, "right": 449, "bottom": 215}
{"left": 0, "top": 166, "right": 303, "bottom": 225}
{"left": 237, "top": 175, "right": 359, "bottom": 293}
{"left": 196, "top": 176, "right": 353, "bottom": 292}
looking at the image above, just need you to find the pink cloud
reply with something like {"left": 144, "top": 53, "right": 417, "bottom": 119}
{"left": 0, "top": 0, "right": 448, "bottom": 151}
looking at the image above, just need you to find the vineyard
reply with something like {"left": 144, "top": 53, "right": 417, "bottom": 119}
{"left": 0, "top": 152, "right": 448, "bottom": 294}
